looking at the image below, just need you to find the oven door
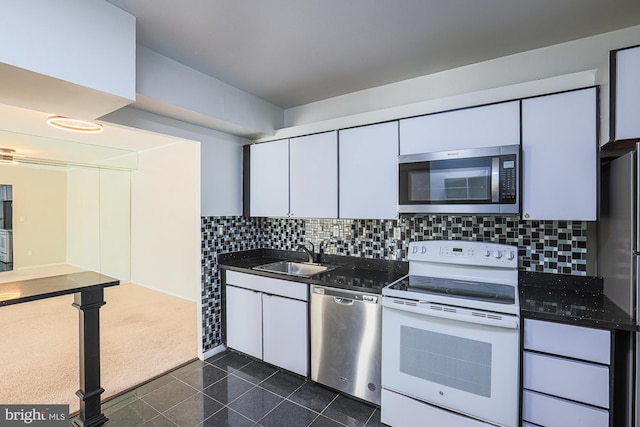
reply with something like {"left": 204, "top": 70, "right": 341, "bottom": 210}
{"left": 382, "top": 298, "right": 520, "bottom": 427}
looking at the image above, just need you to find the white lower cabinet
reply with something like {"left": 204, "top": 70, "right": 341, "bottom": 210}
{"left": 524, "top": 352, "right": 609, "bottom": 409}
{"left": 262, "top": 293, "right": 308, "bottom": 376}
{"left": 523, "top": 390, "right": 609, "bottom": 427}
{"left": 225, "top": 285, "right": 262, "bottom": 359}
{"left": 522, "top": 319, "right": 612, "bottom": 427}
{"left": 225, "top": 271, "right": 309, "bottom": 376}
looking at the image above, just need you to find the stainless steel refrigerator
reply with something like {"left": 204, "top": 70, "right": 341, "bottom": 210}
{"left": 598, "top": 144, "right": 639, "bottom": 427}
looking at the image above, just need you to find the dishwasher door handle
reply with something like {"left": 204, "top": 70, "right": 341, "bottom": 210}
{"left": 333, "top": 297, "right": 354, "bottom": 306}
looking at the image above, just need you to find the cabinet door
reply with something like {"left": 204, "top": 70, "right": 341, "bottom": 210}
{"left": 522, "top": 87, "right": 598, "bottom": 220}
{"left": 225, "top": 285, "right": 262, "bottom": 359}
{"left": 339, "top": 122, "right": 398, "bottom": 219}
{"left": 613, "top": 45, "right": 640, "bottom": 140}
{"left": 262, "top": 294, "right": 308, "bottom": 376}
{"left": 523, "top": 351, "right": 610, "bottom": 408}
{"left": 250, "top": 139, "right": 289, "bottom": 217}
{"left": 524, "top": 319, "right": 611, "bottom": 365}
{"left": 523, "top": 390, "right": 609, "bottom": 427}
{"left": 399, "top": 101, "right": 520, "bottom": 155}
{"left": 289, "top": 131, "right": 338, "bottom": 218}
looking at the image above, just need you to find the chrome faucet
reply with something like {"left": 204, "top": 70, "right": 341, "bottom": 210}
{"left": 298, "top": 242, "right": 315, "bottom": 263}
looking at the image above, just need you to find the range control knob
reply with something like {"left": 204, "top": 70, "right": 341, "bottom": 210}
{"left": 484, "top": 249, "right": 491, "bottom": 257}
{"left": 493, "top": 250, "right": 503, "bottom": 259}
{"left": 506, "top": 251, "right": 516, "bottom": 260}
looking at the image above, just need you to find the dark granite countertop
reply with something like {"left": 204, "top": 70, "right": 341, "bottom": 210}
{"left": 218, "top": 249, "right": 408, "bottom": 294}
{"left": 220, "top": 250, "right": 637, "bottom": 330}
{"left": 519, "top": 271, "right": 638, "bottom": 331}
{"left": 0, "top": 271, "right": 119, "bottom": 307}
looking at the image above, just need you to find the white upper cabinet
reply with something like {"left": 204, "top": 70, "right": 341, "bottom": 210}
{"left": 399, "top": 101, "right": 520, "bottom": 155}
{"left": 250, "top": 139, "right": 289, "bottom": 217}
{"left": 339, "top": 122, "right": 399, "bottom": 219}
{"left": 612, "top": 45, "right": 640, "bottom": 140}
{"left": 289, "top": 131, "right": 338, "bottom": 218}
{"left": 521, "top": 87, "right": 598, "bottom": 220}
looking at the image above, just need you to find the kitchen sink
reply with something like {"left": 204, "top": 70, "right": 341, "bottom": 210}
{"left": 252, "top": 261, "right": 333, "bottom": 277}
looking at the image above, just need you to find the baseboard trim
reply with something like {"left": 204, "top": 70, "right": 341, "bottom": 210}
{"left": 127, "top": 280, "right": 198, "bottom": 303}
{"left": 203, "top": 344, "right": 227, "bottom": 360}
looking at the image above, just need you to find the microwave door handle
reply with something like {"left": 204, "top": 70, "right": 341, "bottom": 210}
{"left": 491, "top": 157, "right": 500, "bottom": 203}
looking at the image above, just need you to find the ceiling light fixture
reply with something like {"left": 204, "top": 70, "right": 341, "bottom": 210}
{"left": 46, "top": 115, "right": 104, "bottom": 133}
{"left": 0, "top": 148, "right": 21, "bottom": 164}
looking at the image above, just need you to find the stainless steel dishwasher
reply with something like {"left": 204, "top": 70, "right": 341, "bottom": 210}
{"left": 310, "top": 285, "right": 382, "bottom": 405}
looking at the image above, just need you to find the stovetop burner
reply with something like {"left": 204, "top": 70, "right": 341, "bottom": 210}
{"left": 387, "top": 275, "right": 515, "bottom": 305}
{"left": 382, "top": 240, "right": 519, "bottom": 315}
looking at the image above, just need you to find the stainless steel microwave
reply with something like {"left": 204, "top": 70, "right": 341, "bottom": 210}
{"left": 398, "top": 145, "right": 520, "bottom": 214}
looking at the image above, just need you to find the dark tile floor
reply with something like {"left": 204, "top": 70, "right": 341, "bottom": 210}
{"left": 89, "top": 350, "right": 383, "bottom": 427}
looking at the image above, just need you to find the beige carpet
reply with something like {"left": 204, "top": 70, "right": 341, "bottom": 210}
{"left": 0, "top": 281, "right": 198, "bottom": 414}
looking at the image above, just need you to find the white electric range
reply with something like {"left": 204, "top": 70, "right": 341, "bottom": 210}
{"left": 381, "top": 240, "right": 520, "bottom": 427}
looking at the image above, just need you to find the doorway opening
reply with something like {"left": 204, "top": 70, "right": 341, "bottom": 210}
{"left": 0, "top": 184, "right": 13, "bottom": 272}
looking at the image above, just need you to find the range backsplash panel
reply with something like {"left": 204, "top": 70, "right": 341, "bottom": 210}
{"left": 201, "top": 215, "right": 589, "bottom": 352}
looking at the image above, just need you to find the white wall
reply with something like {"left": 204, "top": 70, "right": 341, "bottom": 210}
{"left": 135, "top": 46, "right": 284, "bottom": 138}
{"left": 0, "top": 0, "right": 135, "bottom": 119}
{"left": 66, "top": 168, "right": 132, "bottom": 280}
{"left": 200, "top": 140, "right": 243, "bottom": 216}
{"left": 130, "top": 141, "right": 201, "bottom": 302}
{"left": 0, "top": 164, "right": 67, "bottom": 269}
{"left": 101, "top": 107, "right": 247, "bottom": 216}
{"left": 0, "top": 0, "right": 135, "bottom": 100}
{"left": 66, "top": 168, "right": 100, "bottom": 271}
{"left": 278, "top": 25, "right": 640, "bottom": 145}
{"left": 99, "top": 169, "right": 132, "bottom": 280}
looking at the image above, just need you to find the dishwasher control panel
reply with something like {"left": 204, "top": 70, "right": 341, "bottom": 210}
{"left": 312, "top": 286, "right": 379, "bottom": 303}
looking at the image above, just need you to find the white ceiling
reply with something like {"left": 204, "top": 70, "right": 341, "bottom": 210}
{"left": 3, "top": 1, "right": 640, "bottom": 161}
{"left": 0, "top": 104, "right": 180, "bottom": 165}
{"left": 107, "top": 0, "right": 640, "bottom": 109}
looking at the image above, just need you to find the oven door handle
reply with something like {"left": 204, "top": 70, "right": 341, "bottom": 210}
{"left": 382, "top": 298, "right": 519, "bottom": 329}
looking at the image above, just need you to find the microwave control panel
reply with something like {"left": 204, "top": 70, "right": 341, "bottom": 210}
{"left": 499, "top": 154, "right": 518, "bottom": 203}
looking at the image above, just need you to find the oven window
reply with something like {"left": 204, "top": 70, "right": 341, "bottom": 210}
{"left": 400, "top": 157, "right": 493, "bottom": 204}
{"left": 399, "top": 325, "right": 492, "bottom": 397}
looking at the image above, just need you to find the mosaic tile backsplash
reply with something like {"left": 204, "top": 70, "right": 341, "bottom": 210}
{"left": 201, "top": 215, "right": 590, "bottom": 352}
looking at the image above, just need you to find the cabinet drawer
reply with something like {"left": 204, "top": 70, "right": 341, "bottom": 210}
{"left": 524, "top": 319, "right": 610, "bottom": 364}
{"left": 226, "top": 270, "right": 308, "bottom": 301}
{"left": 523, "top": 390, "right": 609, "bottom": 427}
{"left": 524, "top": 351, "right": 609, "bottom": 408}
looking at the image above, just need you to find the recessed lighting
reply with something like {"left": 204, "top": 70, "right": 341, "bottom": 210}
{"left": 0, "top": 148, "right": 21, "bottom": 164}
{"left": 47, "top": 115, "right": 104, "bottom": 133}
